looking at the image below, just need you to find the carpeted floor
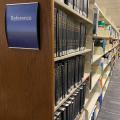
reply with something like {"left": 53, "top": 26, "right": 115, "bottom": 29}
{"left": 97, "top": 59, "right": 120, "bottom": 120}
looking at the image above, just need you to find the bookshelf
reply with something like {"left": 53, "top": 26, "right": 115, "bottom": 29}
{"left": 0, "top": 0, "right": 119, "bottom": 120}
{"left": 53, "top": 1, "right": 119, "bottom": 120}
{"left": 84, "top": 3, "right": 120, "bottom": 120}
{"left": 54, "top": 0, "right": 94, "bottom": 119}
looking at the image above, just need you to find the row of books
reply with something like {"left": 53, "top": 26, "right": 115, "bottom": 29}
{"left": 94, "top": 39, "right": 106, "bottom": 50}
{"left": 59, "top": 0, "right": 89, "bottom": 17}
{"left": 54, "top": 7, "right": 87, "bottom": 57}
{"left": 55, "top": 55, "right": 85, "bottom": 105}
{"left": 54, "top": 83, "right": 86, "bottom": 120}
{"left": 93, "top": 39, "right": 106, "bottom": 55}
{"left": 93, "top": 8, "right": 119, "bottom": 39}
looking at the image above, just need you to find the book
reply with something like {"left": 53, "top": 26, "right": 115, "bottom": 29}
{"left": 64, "top": 0, "right": 69, "bottom": 5}
{"left": 62, "top": 12, "right": 67, "bottom": 55}
{"left": 55, "top": 83, "right": 87, "bottom": 120}
{"left": 56, "top": 9, "right": 59, "bottom": 57}
{"left": 80, "top": 23, "right": 86, "bottom": 50}
{"left": 54, "top": 8, "right": 88, "bottom": 57}
{"left": 59, "top": 107, "right": 67, "bottom": 120}
{"left": 55, "top": 55, "right": 85, "bottom": 106}
{"left": 80, "top": 86, "right": 84, "bottom": 110}
{"left": 93, "top": 7, "right": 99, "bottom": 34}
{"left": 55, "top": 63, "right": 63, "bottom": 105}
{"left": 54, "top": 111, "right": 62, "bottom": 120}
{"left": 69, "top": 0, "right": 74, "bottom": 9}
{"left": 74, "top": 56, "right": 79, "bottom": 86}
{"left": 83, "top": 25, "right": 87, "bottom": 49}
{"left": 54, "top": 7, "right": 57, "bottom": 57}
{"left": 58, "top": 10, "right": 63, "bottom": 56}
{"left": 66, "top": 16, "right": 71, "bottom": 54}
{"left": 80, "top": 0, "right": 84, "bottom": 14}
{"left": 83, "top": 0, "right": 89, "bottom": 17}
{"left": 73, "top": 0, "right": 77, "bottom": 12}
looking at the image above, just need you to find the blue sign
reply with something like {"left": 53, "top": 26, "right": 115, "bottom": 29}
{"left": 5, "top": 2, "right": 39, "bottom": 50}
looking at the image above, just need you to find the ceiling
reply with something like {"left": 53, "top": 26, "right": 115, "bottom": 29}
{"left": 96, "top": 0, "right": 120, "bottom": 29}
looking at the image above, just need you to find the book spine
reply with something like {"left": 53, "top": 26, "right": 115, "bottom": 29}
{"left": 64, "top": 0, "right": 69, "bottom": 5}
{"left": 55, "top": 63, "right": 58, "bottom": 106}
{"left": 76, "top": 0, "right": 79, "bottom": 12}
{"left": 55, "top": 63, "right": 63, "bottom": 105}
{"left": 79, "top": 23, "right": 82, "bottom": 50}
{"left": 64, "top": 61, "right": 68, "bottom": 96}
{"left": 80, "top": 0, "right": 83, "bottom": 15}
{"left": 77, "top": 22, "right": 80, "bottom": 51}
{"left": 59, "top": 63, "right": 63, "bottom": 102}
{"left": 54, "top": 7, "right": 57, "bottom": 57}
{"left": 67, "top": 59, "right": 71, "bottom": 93}
{"left": 83, "top": 24, "right": 87, "bottom": 49}
{"left": 74, "top": 22, "right": 77, "bottom": 52}
{"left": 72, "top": 20, "right": 75, "bottom": 53}
{"left": 67, "top": 17, "right": 70, "bottom": 54}
{"left": 80, "top": 86, "right": 83, "bottom": 111}
{"left": 69, "top": 19, "right": 72, "bottom": 54}
{"left": 58, "top": 10, "right": 63, "bottom": 57}
{"left": 76, "top": 56, "right": 80, "bottom": 85}
{"left": 81, "top": 23, "right": 86, "bottom": 50}
{"left": 62, "top": 12, "right": 65, "bottom": 56}
{"left": 81, "top": 55, "right": 85, "bottom": 79}
{"left": 71, "top": 58, "right": 75, "bottom": 89}
{"left": 62, "top": 12, "right": 67, "bottom": 56}
{"left": 83, "top": 83, "right": 86, "bottom": 105}
{"left": 73, "top": 0, "right": 77, "bottom": 12}
{"left": 69, "top": 0, "right": 74, "bottom": 9}
{"left": 83, "top": 0, "right": 86, "bottom": 17}
{"left": 78, "top": 55, "right": 82, "bottom": 82}
{"left": 61, "top": 63, "right": 65, "bottom": 98}
{"left": 54, "top": 111, "right": 61, "bottom": 120}
{"left": 77, "top": 0, "right": 80, "bottom": 13}
{"left": 56, "top": 9, "right": 59, "bottom": 57}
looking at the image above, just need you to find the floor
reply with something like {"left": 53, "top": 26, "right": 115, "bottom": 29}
{"left": 97, "top": 59, "right": 120, "bottom": 120}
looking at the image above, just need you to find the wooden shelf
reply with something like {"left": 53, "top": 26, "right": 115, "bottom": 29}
{"left": 54, "top": 49, "right": 91, "bottom": 61}
{"left": 54, "top": 73, "right": 90, "bottom": 112}
{"left": 54, "top": 0, "right": 93, "bottom": 25}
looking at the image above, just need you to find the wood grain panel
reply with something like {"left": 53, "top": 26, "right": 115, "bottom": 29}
{"left": 0, "top": 0, "right": 54, "bottom": 120}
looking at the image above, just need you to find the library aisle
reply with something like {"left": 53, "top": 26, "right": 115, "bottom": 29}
{"left": 97, "top": 59, "right": 120, "bottom": 120}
